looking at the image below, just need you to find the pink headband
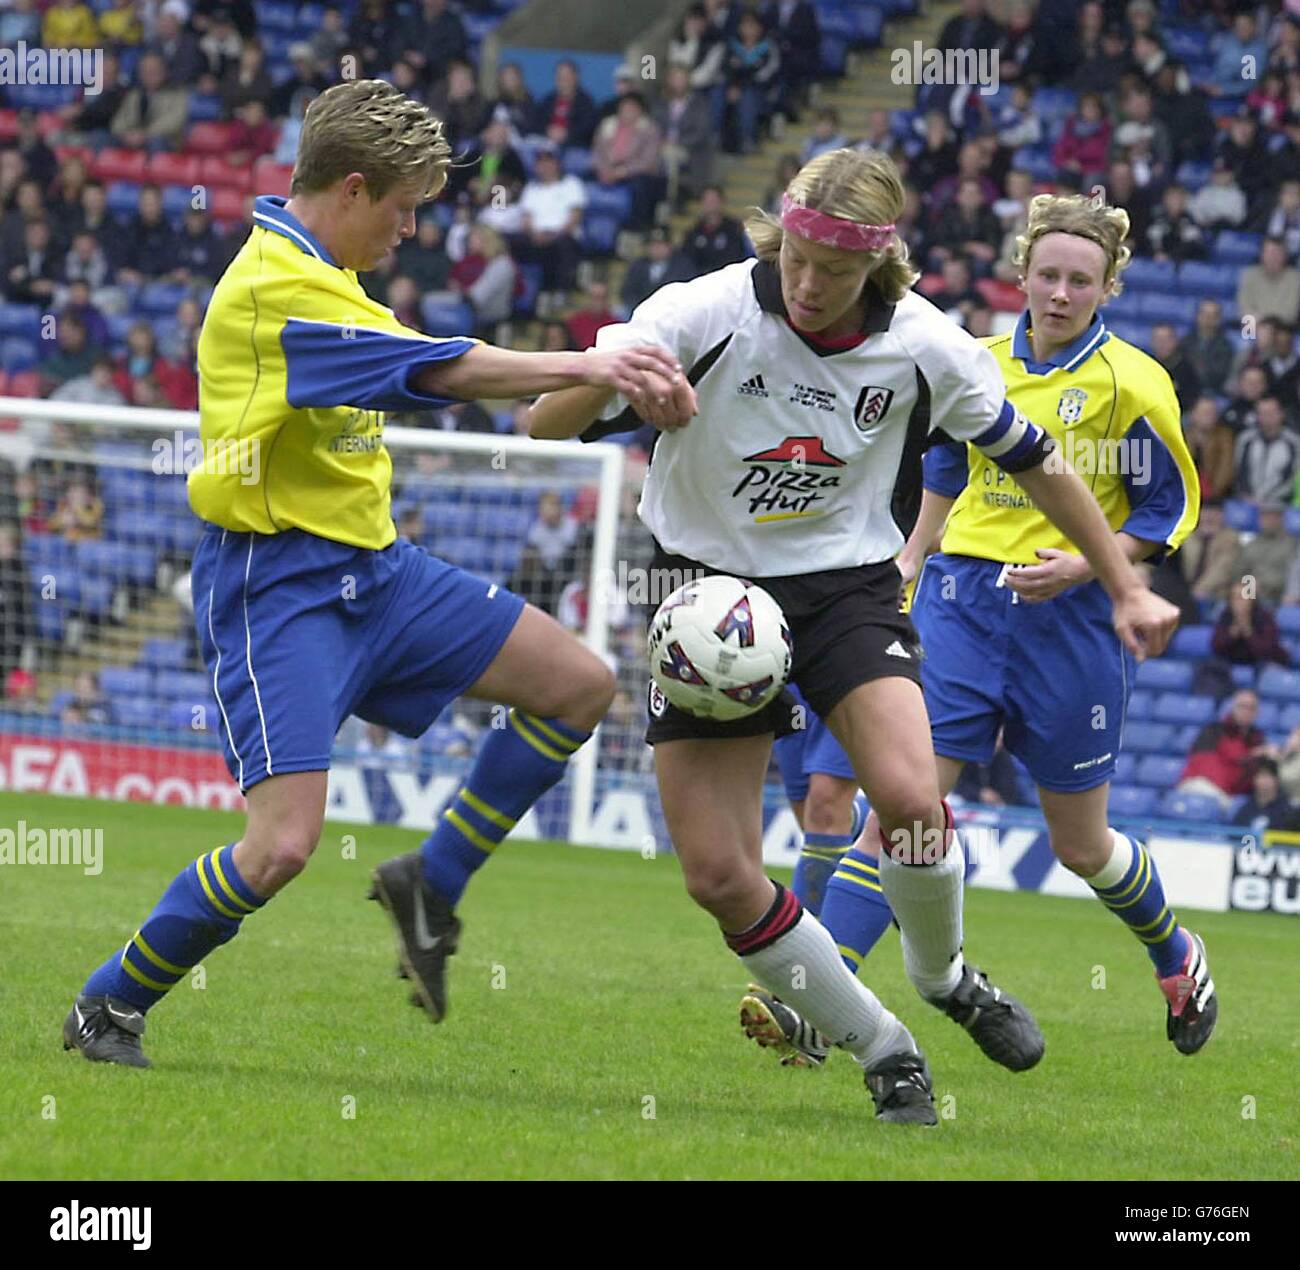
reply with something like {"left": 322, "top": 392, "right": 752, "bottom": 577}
{"left": 780, "top": 193, "right": 894, "bottom": 252}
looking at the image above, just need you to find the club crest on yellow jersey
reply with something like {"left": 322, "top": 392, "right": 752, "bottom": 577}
{"left": 1056, "top": 387, "right": 1088, "bottom": 426}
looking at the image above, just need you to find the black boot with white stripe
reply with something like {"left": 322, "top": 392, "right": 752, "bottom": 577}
{"left": 1158, "top": 929, "right": 1218, "bottom": 1056}
{"left": 926, "top": 964, "right": 1045, "bottom": 1072}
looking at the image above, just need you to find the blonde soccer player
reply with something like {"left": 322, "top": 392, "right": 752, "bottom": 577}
{"left": 62, "top": 80, "right": 696, "bottom": 1068}
{"left": 526, "top": 150, "right": 1180, "bottom": 1122}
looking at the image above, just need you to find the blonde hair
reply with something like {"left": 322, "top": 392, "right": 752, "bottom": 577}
{"left": 1013, "top": 192, "right": 1132, "bottom": 295}
{"left": 744, "top": 148, "right": 919, "bottom": 303}
{"left": 291, "top": 79, "right": 451, "bottom": 201}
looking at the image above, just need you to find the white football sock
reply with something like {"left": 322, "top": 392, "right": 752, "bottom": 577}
{"left": 740, "top": 908, "right": 914, "bottom": 1069}
{"left": 879, "top": 833, "right": 965, "bottom": 1000}
{"left": 1084, "top": 828, "right": 1133, "bottom": 888}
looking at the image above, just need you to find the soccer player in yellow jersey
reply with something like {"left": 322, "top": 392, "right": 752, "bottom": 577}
{"left": 62, "top": 80, "right": 696, "bottom": 1067}
{"left": 769, "top": 194, "right": 1215, "bottom": 1062}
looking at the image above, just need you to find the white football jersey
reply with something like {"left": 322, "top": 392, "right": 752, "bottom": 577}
{"left": 587, "top": 259, "right": 1043, "bottom": 577}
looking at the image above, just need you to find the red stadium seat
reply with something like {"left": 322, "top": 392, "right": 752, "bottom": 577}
{"left": 198, "top": 156, "right": 255, "bottom": 192}
{"left": 55, "top": 145, "right": 91, "bottom": 167}
{"left": 7, "top": 371, "right": 40, "bottom": 397}
{"left": 0, "top": 110, "right": 17, "bottom": 141}
{"left": 91, "top": 147, "right": 149, "bottom": 183}
{"left": 917, "top": 272, "right": 943, "bottom": 296}
{"left": 186, "top": 121, "right": 241, "bottom": 155}
{"left": 254, "top": 159, "right": 293, "bottom": 198}
{"left": 147, "top": 152, "right": 202, "bottom": 187}
{"left": 208, "top": 185, "right": 247, "bottom": 223}
{"left": 977, "top": 279, "right": 1025, "bottom": 313}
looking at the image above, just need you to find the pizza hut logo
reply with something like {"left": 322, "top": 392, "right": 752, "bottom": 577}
{"left": 854, "top": 385, "right": 895, "bottom": 430}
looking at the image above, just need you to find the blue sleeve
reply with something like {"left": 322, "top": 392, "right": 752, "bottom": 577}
{"left": 1119, "top": 416, "right": 1196, "bottom": 562}
{"left": 923, "top": 440, "right": 969, "bottom": 497}
{"left": 281, "top": 318, "right": 477, "bottom": 412}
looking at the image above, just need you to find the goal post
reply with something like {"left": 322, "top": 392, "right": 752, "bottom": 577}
{"left": 0, "top": 396, "right": 625, "bottom": 847}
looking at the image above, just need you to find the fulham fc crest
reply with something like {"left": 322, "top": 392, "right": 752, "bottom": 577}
{"left": 1057, "top": 387, "right": 1088, "bottom": 426}
{"left": 854, "top": 385, "right": 895, "bottom": 430}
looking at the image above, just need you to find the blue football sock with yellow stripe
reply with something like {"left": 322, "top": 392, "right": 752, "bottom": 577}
{"left": 820, "top": 846, "right": 895, "bottom": 973}
{"left": 82, "top": 844, "right": 264, "bottom": 1011}
{"left": 420, "top": 709, "right": 589, "bottom": 904}
{"left": 790, "top": 793, "right": 868, "bottom": 917}
{"left": 1087, "top": 830, "right": 1189, "bottom": 977}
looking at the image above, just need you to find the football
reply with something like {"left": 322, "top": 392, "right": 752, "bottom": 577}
{"left": 647, "top": 575, "right": 792, "bottom": 721}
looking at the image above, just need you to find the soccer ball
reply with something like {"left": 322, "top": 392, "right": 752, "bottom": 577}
{"left": 647, "top": 575, "right": 792, "bottom": 721}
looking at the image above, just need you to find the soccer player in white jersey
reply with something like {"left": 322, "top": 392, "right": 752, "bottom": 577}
{"left": 527, "top": 149, "right": 1180, "bottom": 1122}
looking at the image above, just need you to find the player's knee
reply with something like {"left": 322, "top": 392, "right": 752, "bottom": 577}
{"left": 1051, "top": 835, "right": 1109, "bottom": 877}
{"left": 547, "top": 648, "right": 615, "bottom": 728}
{"left": 874, "top": 789, "right": 940, "bottom": 835}
{"left": 803, "top": 781, "right": 855, "bottom": 835}
{"left": 263, "top": 826, "right": 321, "bottom": 885}
{"left": 681, "top": 855, "right": 761, "bottom": 916}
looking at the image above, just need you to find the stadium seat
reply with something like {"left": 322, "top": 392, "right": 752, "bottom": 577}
{"left": 1257, "top": 663, "right": 1300, "bottom": 700}
{"left": 186, "top": 121, "right": 242, "bottom": 155}
{"left": 1, "top": 337, "right": 38, "bottom": 372}
{"left": 583, "top": 181, "right": 633, "bottom": 220}
{"left": 1159, "top": 789, "right": 1228, "bottom": 824}
{"left": 114, "top": 697, "right": 164, "bottom": 729}
{"left": 1176, "top": 260, "right": 1237, "bottom": 299}
{"left": 420, "top": 296, "right": 474, "bottom": 338}
{"left": 1230, "top": 664, "right": 1257, "bottom": 688}
{"left": 0, "top": 302, "right": 39, "bottom": 338}
{"left": 1123, "top": 721, "right": 1176, "bottom": 753}
{"left": 147, "top": 152, "right": 202, "bottom": 187}
{"left": 1120, "top": 256, "right": 1176, "bottom": 291}
{"left": 1152, "top": 692, "right": 1217, "bottom": 725}
{"left": 1114, "top": 752, "right": 1138, "bottom": 784}
{"left": 1255, "top": 699, "right": 1282, "bottom": 731}
{"left": 208, "top": 187, "right": 247, "bottom": 223}
{"left": 7, "top": 369, "right": 39, "bottom": 396}
{"left": 513, "top": 262, "right": 543, "bottom": 319}
{"left": 155, "top": 670, "right": 213, "bottom": 702}
{"left": 1222, "top": 499, "right": 1259, "bottom": 533}
{"left": 819, "top": 33, "right": 848, "bottom": 76}
{"left": 1032, "top": 86, "right": 1077, "bottom": 125}
{"left": 1280, "top": 701, "right": 1300, "bottom": 731}
{"left": 1213, "top": 230, "right": 1262, "bottom": 266}
{"left": 1134, "top": 658, "right": 1193, "bottom": 691}
{"left": 198, "top": 157, "right": 255, "bottom": 193}
{"left": 137, "top": 281, "right": 189, "bottom": 317}
{"left": 1135, "top": 754, "right": 1186, "bottom": 788}
{"left": 186, "top": 93, "right": 223, "bottom": 123}
{"left": 1165, "top": 26, "right": 1211, "bottom": 60}
{"left": 1174, "top": 159, "right": 1212, "bottom": 190}
{"left": 1276, "top": 605, "right": 1300, "bottom": 635}
{"left": 105, "top": 181, "right": 143, "bottom": 216}
{"left": 92, "top": 147, "right": 149, "bottom": 183}
{"left": 976, "top": 279, "right": 1023, "bottom": 312}
{"left": 141, "top": 638, "right": 191, "bottom": 669}
{"left": 1126, "top": 688, "right": 1154, "bottom": 718}
{"left": 100, "top": 666, "right": 154, "bottom": 698}
{"left": 1136, "top": 292, "right": 1198, "bottom": 326}
{"left": 562, "top": 148, "right": 594, "bottom": 179}
{"left": 1109, "top": 784, "right": 1158, "bottom": 817}
{"left": 1169, "top": 625, "right": 1212, "bottom": 658}
{"left": 254, "top": 158, "right": 294, "bottom": 198}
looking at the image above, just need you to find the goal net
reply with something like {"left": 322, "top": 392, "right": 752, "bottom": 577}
{"left": 0, "top": 397, "right": 654, "bottom": 847}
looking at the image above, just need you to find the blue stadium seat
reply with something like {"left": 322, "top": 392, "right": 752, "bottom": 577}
{"left": 1165, "top": 26, "right": 1211, "bottom": 60}
{"left": 1222, "top": 499, "right": 1259, "bottom": 532}
{"left": 1173, "top": 723, "right": 1203, "bottom": 752}
{"left": 1152, "top": 693, "right": 1217, "bottom": 725}
{"left": 141, "top": 638, "right": 190, "bottom": 669}
{"left": 513, "top": 262, "right": 543, "bottom": 319}
{"left": 1126, "top": 688, "right": 1154, "bottom": 718}
{"left": 114, "top": 698, "right": 163, "bottom": 729}
{"left": 100, "top": 666, "right": 153, "bottom": 698}
{"left": 419, "top": 297, "right": 474, "bottom": 338}
{"left": 6, "top": 83, "right": 79, "bottom": 109}
{"left": 138, "top": 281, "right": 188, "bottom": 316}
{"left": 1169, "top": 625, "right": 1212, "bottom": 658}
{"left": 584, "top": 181, "right": 633, "bottom": 219}
{"left": 1134, "top": 658, "right": 1193, "bottom": 691}
{"left": 1011, "top": 146, "right": 1056, "bottom": 181}
{"left": 75, "top": 540, "right": 128, "bottom": 577}
{"left": 1135, "top": 754, "right": 1185, "bottom": 787}
{"left": 1101, "top": 288, "right": 1143, "bottom": 320}
{"left": 1114, "top": 752, "right": 1138, "bottom": 784}
{"left": 1136, "top": 292, "right": 1199, "bottom": 326}
{"left": 186, "top": 93, "right": 222, "bottom": 123}
{"left": 1104, "top": 318, "right": 1151, "bottom": 349}
{"left": 258, "top": 2, "right": 298, "bottom": 31}
{"left": 1286, "top": 508, "right": 1300, "bottom": 537}
{"left": 1280, "top": 702, "right": 1300, "bottom": 730}
{"left": 1174, "top": 159, "right": 1212, "bottom": 190}
{"left": 24, "top": 532, "right": 73, "bottom": 574}
{"left": 35, "top": 603, "right": 64, "bottom": 641}
{"left": 155, "top": 670, "right": 213, "bottom": 702}
{"left": 78, "top": 575, "right": 115, "bottom": 617}
{"left": 1227, "top": 793, "right": 1250, "bottom": 818}
{"left": 1033, "top": 86, "right": 1077, "bottom": 125}
{"left": 48, "top": 690, "right": 76, "bottom": 720}
{"left": 1176, "top": 260, "right": 1238, "bottom": 299}
{"left": 1, "top": 337, "right": 38, "bottom": 372}
{"left": 1120, "top": 257, "right": 1176, "bottom": 291}
{"left": 819, "top": 34, "right": 848, "bottom": 76}
{"left": 161, "top": 184, "right": 194, "bottom": 220}
{"left": 464, "top": 13, "right": 500, "bottom": 43}
{"left": 1230, "top": 664, "right": 1257, "bottom": 688}
{"left": 583, "top": 210, "right": 623, "bottom": 255}
{"left": 423, "top": 503, "right": 480, "bottom": 536}
{"left": 0, "top": 302, "right": 39, "bottom": 337}
{"left": 1159, "top": 789, "right": 1227, "bottom": 823}
{"left": 105, "top": 181, "right": 142, "bottom": 216}
{"left": 1109, "top": 784, "right": 1158, "bottom": 817}
{"left": 1123, "top": 721, "right": 1176, "bottom": 753}
{"left": 562, "top": 148, "right": 594, "bottom": 178}
{"left": 1214, "top": 230, "right": 1262, "bottom": 266}
{"left": 1258, "top": 663, "right": 1300, "bottom": 700}
{"left": 1255, "top": 699, "right": 1281, "bottom": 731}
{"left": 123, "top": 547, "right": 157, "bottom": 586}
{"left": 1277, "top": 605, "right": 1300, "bottom": 635}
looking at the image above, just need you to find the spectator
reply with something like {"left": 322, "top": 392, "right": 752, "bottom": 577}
{"left": 801, "top": 109, "right": 849, "bottom": 165}
{"left": 113, "top": 320, "right": 195, "bottom": 409}
{"left": 0, "top": 521, "right": 33, "bottom": 689}
{"left": 429, "top": 59, "right": 489, "bottom": 153}
{"left": 993, "top": 0, "right": 1041, "bottom": 83}
{"left": 911, "top": 110, "right": 960, "bottom": 194}
{"left": 227, "top": 100, "right": 277, "bottom": 168}
{"left": 271, "top": 44, "right": 329, "bottom": 121}
{"left": 1235, "top": 502, "right": 1299, "bottom": 607}
{"left": 348, "top": 0, "right": 400, "bottom": 79}
{"left": 532, "top": 59, "right": 598, "bottom": 150}
{"left": 1266, "top": 321, "right": 1300, "bottom": 417}
{"left": 66, "top": 180, "right": 115, "bottom": 246}
{"left": 565, "top": 279, "right": 618, "bottom": 351}
{"left": 48, "top": 479, "right": 104, "bottom": 543}
{"left": 1231, "top": 758, "right": 1300, "bottom": 833}
{"left": 1184, "top": 398, "right": 1236, "bottom": 501}
{"left": 1272, "top": 110, "right": 1300, "bottom": 188}
{"left": 1237, "top": 238, "right": 1300, "bottom": 327}
{"left": 596, "top": 64, "right": 643, "bottom": 128}
{"left": 309, "top": 5, "right": 349, "bottom": 73}
{"left": 760, "top": 0, "right": 820, "bottom": 116}
{"left": 67, "top": 671, "right": 112, "bottom": 727}
{"left": 1, "top": 177, "right": 48, "bottom": 261}
{"left": 705, "top": 0, "right": 745, "bottom": 46}
{"left": 488, "top": 63, "right": 535, "bottom": 141}
{"left": 1051, "top": 91, "right": 1112, "bottom": 191}
{"left": 1144, "top": 183, "right": 1207, "bottom": 263}
{"left": 929, "top": 140, "right": 999, "bottom": 215}
{"left": 1216, "top": 110, "right": 1270, "bottom": 204}
{"left": 723, "top": 9, "right": 780, "bottom": 154}
{"left": 1223, "top": 363, "right": 1270, "bottom": 435}
{"left": 931, "top": 177, "right": 1001, "bottom": 270}
{"left": 356, "top": 723, "right": 409, "bottom": 824}
{"left": 7, "top": 108, "right": 57, "bottom": 192}
{"left": 56, "top": 51, "right": 127, "bottom": 146}
{"left": 274, "top": 87, "right": 317, "bottom": 166}
{"left": 1179, "top": 302, "right": 1234, "bottom": 398}
{"left": 1263, "top": 180, "right": 1300, "bottom": 262}
{"left": 51, "top": 354, "right": 126, "bottom": 408}
{"left": 116, "top": 186, "right": 179, "bottom": 285}
{"left": 928, "top": 254, "right": 983, "bottom": 326}
{"left": 1178, "top": 689, "right": 1271, "bottom": 810}
{"left": 1213, "top": 587, "right": 1292, "bottom": 673}
{"left": 58, "top": 278, "right": 109, "bottom": 348}
{"left": 383, "top": 275, "right": 420, "bottom": 333}
{"left": 1180, "top": 499, "right": 1240, "bottom": 602}
{"left": 621, "top": 228, "right": 686, "bottom": 312}
{"left": 1100, "top": 158, "right": 1150, "bottom": 248}
{"left": 395, "top": 215, "right": 451, "bottom": 293}
{"left": 47, "top": 153, "right": 90, "bottom": 248}
{"left": 1235, "top": 398, "right": 1300, "bottom": 503}
{"left": 1111, "top": 85, "right": 1173, "bottom": 177}
{"left": 655, "top": 62, "right": 716, "bottom": 206}
{"left": 1206, "top": 10, "right": 1268, "bottom": 100}
{"left": 1189, "top": 159, "right": 1246, "bottom": 233}
{"left": 1071, "top": 21, "right": 1132, "bottom": 95}
{"left": 111, "top": 52, "right": 188, "bottom": 150}
{"left": 518, "top": 147, "right": 586, "bottom": 300}
{"left": 0, "top": 0, "right": 40, "bottom": 46}
{"left": 145, "top": 2, "right": 205, "bottom": 88}
{"left": 448, "top": 225, "right": 516, "bottom": 335}
{"left": 172, "top": 207, "right": 230, "bottom": 285}
{"left": 669, "top": 3, "right": 727, "bottom": 101}
{"left": 1150, "top": 322, "right": 1202, "bottom": 410}
{"left": 468, "top": 118, "right": 527, "bottom": 208}
{"left": 1279, "top": 726, "right": 1300, "bottom": 804}
{"left": 62, "top": 229, "right": 113, "bottom": 298}
{"left": 540, "top": 321, "right": 576, "bottom": 352}
{"left": 1246, "top": 70, "right": 1288, "bottom": 131}
{"left": 592, "top": 93, "right": 664, "bottom": 232}
{"left": 98, "top": 0, "right": 144, "bottom": 48}
{"left": 220, "top": 38, "right": 274, "bottom": 117}
{"left": 392, "top": 0, "right": 468, "bottom": 89}
{"left": 435, "top": 401, "right": 496, "bottom": 434}
{"left": 43, "top": 0, "right": 99, "bottom": 48}
{"left": 528, "top": 491, "right": 578, "bottom": 572}
{"left": 3, "top": 219, "right": 61, "bottom": 305}
{"left": 678, "top": 184, "right": 748, "bottom": 279}
{"left": 199, "top": 6, "right": 246, "bottom": 84}
{"left": 1151, "top": 58, "right": 1216, "bottom": 167}
{"left": 761, "top": 152, "right": 802, "bottom": 217}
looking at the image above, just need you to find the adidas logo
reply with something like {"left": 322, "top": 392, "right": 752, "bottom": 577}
{"left": 884, "top": 640, "right": 912, "bottom": 659}
{"left": 738, "top": 374, "right": 769, "bottom": 398}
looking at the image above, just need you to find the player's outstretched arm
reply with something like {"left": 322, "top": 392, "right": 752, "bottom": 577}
{"left": 526, "top": 369, "right": 698, "bottom": 440}
{"left": 897, "top": 487, "right": 955, "bottom": 585}
{"left": 1015, "top": 459, "right": 1179, "bottom": 659}
{"left": 413, "top": 344, "right": 692, "bottom": 423}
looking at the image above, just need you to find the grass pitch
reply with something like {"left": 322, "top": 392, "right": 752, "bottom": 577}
{"left": 1, "top": 791, "right": 1296, "bottom": 1180}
